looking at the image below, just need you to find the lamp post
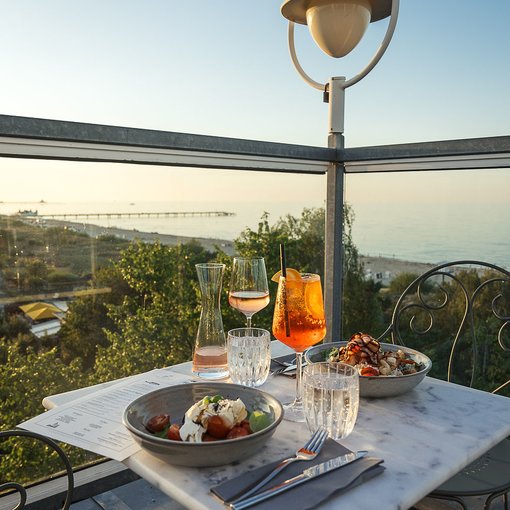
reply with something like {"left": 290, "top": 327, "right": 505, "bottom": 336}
{"left": 281, "top": 0, "right": 399, "bottom": 341}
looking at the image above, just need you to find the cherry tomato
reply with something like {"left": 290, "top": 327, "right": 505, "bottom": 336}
{"left": 226, "top": 426, "right": 249, "bottom": 439}
{"left": 146, "top": 414, "right": 170, "bottom": 433}
{"left": 206, "top": 415, "right": 230, "bottom": 439}
{"left": 166, "top": 424, "right": 182, "bottom": 441}
{"left": 202, "top": 433, "right": 218, "bottom": 442}
{"left": 360, "top": 366, "right": 379, "bottom": 377}
{"left": 240, "top": 419, "right": 252, "bottom": 432}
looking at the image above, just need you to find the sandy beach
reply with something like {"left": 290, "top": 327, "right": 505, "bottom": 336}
{"left": 41, "top": 218, "right": 236, "bottom": 255}
{"left": 39, "top": 218, "right": 435, "bottom": 282}
{"left": 360, "top": 255, "right": 435, "bottom": 282}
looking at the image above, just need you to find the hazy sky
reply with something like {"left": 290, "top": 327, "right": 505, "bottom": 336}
{"left": 1, "top": 0, "right": 509, "bottom": 205}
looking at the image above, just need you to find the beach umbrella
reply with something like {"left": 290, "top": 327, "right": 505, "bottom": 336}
{"left": 20, "top": 302, "right": 61, "bottom": 321}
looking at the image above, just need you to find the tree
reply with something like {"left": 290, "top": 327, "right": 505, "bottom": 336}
{"left": 92, "top": 241, "right": 213, "bottom": 382}
{"left": 21, "top": 257, "right": 49, "bottom": 292}
{"left": 58, "top": 296, "right": 112, "bottom": 369}
{"left": 233, "top": 206, "right": 385, "bottom": 338}
{"left": 58, "top": 265, "right": 134, "bottom": 370}
{"left": 0, "top": 340, "right": 89, "bottom": 484}
{"left": 0, "top": 313, "right": 32, "bottom": 339}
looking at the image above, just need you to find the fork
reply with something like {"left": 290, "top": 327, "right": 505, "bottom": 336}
{"left": 270, "top": 364, "right": 295, "bottom": 377}
{"left": 228, "top": 427, "right": 329, "bottom": 504}
{"left": 270, "top": 360, "right": 308, "bottom": 377}
{"left": 271, "top": 356, "right": 296, "bottom": 368}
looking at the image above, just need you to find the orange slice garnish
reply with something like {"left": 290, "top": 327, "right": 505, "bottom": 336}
{"left": 270, "top": 268, "right": 301, "bottom": 283}
{"left": 305, "top": 281, "right": 325, "bottom": 319}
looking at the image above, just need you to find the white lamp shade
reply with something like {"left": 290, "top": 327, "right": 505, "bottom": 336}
{"left": 305, "top": 0, "right": 372, "bottom": 58}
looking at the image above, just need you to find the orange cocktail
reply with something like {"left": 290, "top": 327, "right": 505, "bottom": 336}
{"left": 272, "top": 271, "right": 326, "bottom": 352}
{"left": 272, "top": 269, "right": 326, "bottom": 421}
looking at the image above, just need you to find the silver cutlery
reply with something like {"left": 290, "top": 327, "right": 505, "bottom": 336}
{"left": 229, "top": 427, "right": 328, "bottom": 504}
{"left": 271, "top": 356, "right": 296, "bottom": 367}
{"left": 270, "top": 364, "right": 296, "bottom": 376}
{"left": 270, "top": 361, "right": 308, "bottom": 377}
{"left": 230, "top": 450, "right": 368, "bottom": 510}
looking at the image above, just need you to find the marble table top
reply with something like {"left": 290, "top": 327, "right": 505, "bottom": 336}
{"left": 44, "top": 343, "right": 510, "bottom": 510}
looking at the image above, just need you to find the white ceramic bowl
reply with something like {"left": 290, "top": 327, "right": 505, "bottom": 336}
{"left": 304, "top": 342, "right": 432, "bottom": 398}
{"left": 122, "top": 382, "right": 283, "bottom": 467}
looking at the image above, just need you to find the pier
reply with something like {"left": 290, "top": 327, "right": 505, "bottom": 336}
{"left": 20, "top": 211, "right": 236, "bottom": 220}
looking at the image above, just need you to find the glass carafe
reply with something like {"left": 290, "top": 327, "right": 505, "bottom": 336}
{"left": 192, "top": 263, "right": 229, "bottom": 379}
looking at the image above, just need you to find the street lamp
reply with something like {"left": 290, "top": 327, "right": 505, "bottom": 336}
{"left": 281, "top": 0, "right": 399, "bottom": 341}
{"left": 281, "top": 0, "right": 399, "bottom": 146}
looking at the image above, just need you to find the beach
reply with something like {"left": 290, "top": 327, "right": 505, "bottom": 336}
{"left": 41, "top": 218, "right": 235, "bottom": 255}
{"left": 39, "top": 218, "right": 435, "bottom": 281}
{"left": 7, "top": 200, "right": 509, "bottom": 270}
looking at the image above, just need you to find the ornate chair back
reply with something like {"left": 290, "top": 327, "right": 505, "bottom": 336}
{"left": 0, "top": 429, "right": 74, "bottom": 510}
{"left": 379, "top": 260, "right": 510, "bottom": 395}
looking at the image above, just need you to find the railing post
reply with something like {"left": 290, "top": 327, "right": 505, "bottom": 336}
{"left": 324, "top": 77, "right": 346, "bottom": 342}
{"left": 324, "top": 158, "right": 345, "bottom": 342}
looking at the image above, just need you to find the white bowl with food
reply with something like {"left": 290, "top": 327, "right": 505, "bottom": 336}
{"left": 122, "top": 382, "right": 283, "bottom": 466}
{"left": 304, "top": 333, "right": 432, "bottom": 398}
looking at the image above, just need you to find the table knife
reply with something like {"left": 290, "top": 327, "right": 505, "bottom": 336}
{"left": 229, "top": 450, "right": 367, "bottom": 510}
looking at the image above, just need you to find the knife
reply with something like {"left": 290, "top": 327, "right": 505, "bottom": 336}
{"left": 229, "top": 450, "right": 367, "bottom": 510}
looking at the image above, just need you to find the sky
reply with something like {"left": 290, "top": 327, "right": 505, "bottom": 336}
{"left": 0, "top": 0, "right": 509, "bottom": 206}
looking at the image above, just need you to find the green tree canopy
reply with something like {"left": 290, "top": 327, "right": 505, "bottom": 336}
{"left": 92, "top": 241, "right": 213, "bottom": 382}
{"left": 232, "top": 206, "right": 385, "bottom": 338}
{"left": 0, "top": 340, "right": 88, "bottom": 484}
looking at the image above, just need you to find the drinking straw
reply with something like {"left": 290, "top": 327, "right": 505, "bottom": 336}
{"left": 279, "top": 244, "right": 291, "bottom": 337}
{"left": 280, "top": 244, "right": 287, "bottom": 278}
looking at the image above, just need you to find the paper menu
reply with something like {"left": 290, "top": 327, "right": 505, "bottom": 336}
{"left": 19, "top": 369, "right": 191, "bottom": 461}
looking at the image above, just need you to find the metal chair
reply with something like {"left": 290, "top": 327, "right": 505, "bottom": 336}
{"left": 380, "top": 260, "right": 510, "bottom": 510}
{"left": 0, "top": 429, "right": 74, "bottom": 510}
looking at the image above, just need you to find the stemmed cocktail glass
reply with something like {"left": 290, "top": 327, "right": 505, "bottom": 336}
{"left": 229, "top": 257, "right": 270, "bottom": 328}
{"left": 272, "top": 263, "right": 326, "bottom": 422}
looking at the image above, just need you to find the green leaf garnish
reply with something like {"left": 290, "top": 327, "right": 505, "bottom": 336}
{"left": 249, "top": 410, "right": 272, "bottom": 433}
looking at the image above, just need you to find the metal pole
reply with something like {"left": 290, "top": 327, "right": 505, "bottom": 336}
{"left": 324, "top": 77, "right": 345, "bottom": 341}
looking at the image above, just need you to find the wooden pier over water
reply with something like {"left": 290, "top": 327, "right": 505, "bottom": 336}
{"left": 23, "top": 211, "right": 236, "bottom": 220}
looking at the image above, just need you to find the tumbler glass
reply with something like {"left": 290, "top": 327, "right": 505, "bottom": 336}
{"left": 303, "top": 362, "right": 359, "bottom": 440}
{"left": 227, "top": 328, "right": 271, "bottom": 387}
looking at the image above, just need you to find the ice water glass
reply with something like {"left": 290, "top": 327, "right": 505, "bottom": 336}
{"left": 227, "top": 328, "right": 271, "bottom": 387}
{"left": 303, "top": 362, "right": 359, "bottom": 440}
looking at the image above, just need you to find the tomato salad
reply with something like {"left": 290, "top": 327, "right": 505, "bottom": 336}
{"left": 145, "top": 395, "right": 272, "bottom": 443}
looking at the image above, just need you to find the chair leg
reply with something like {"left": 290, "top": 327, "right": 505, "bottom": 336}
{"left": 427, "top": 494, "right": 468, "bottom": 510}
{"left": 485, "top": 489, "right": 510, "bottom": 510}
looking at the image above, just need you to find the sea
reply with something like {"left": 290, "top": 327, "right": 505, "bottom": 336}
{"left": 2, "top": 200, "right": 509, "bottom": 269}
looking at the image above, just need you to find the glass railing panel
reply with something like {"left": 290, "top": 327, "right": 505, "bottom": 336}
{"left": 346, "top": 168, "right": 510, "bottom": 269}
{"left": 343, "top": 167, "right": 510, "bottom": 377}
{"left": 0, "top": 156, "right": 326, "bottom": 486}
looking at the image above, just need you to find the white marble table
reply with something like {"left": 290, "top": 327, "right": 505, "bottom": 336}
{"left": 44, "top": 344, "right": 510, "bottom": 510}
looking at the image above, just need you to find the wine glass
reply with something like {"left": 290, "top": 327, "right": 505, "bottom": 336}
{"left": 272, "top": 271, "right": 326, "bottom": 422}
{"left": 228, "top": 257, "right": 270, "bottom": 328}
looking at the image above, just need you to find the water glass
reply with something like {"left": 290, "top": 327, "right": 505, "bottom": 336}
{"left": 227, "top": 328, "right": 271, "bottom": 387}
{"left": 303, "top": 362, "right": 359, "bottom": 440}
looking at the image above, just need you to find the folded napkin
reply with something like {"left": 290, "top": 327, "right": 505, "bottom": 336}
{"left": 211, "top": 439, "right": 384, "bottom": 510}
{"left": 270, "top": 354, "right": 298, "bottom": 377}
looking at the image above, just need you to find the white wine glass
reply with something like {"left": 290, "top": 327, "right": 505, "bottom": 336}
{"left": 229, "top": 257, "right": 270, "bottom": 328}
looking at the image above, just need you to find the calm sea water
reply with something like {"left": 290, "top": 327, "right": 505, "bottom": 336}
{"left": 2, "top": 200, "right": 509, "bottom": 268}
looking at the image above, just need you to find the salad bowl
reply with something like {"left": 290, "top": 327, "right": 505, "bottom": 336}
{"left": 304, "top": 341, "right": 432, "bottom": 398}
{"left": 123, "top": 382, "right": 283, "bottom": 466}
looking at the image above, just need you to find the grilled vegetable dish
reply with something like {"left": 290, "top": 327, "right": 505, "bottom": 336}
{"left": 328, "top": 333, "right": 426, "bottom": 377}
